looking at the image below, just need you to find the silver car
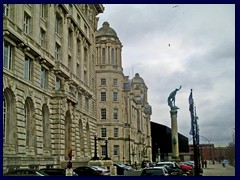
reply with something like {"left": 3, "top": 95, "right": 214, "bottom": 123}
{"left": 141, "top": 167, "right": 169, "bottom": 176}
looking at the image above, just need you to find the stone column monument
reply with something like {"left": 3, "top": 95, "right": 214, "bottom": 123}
{"left": 167, "top": 86, "right": 181, "bottom": 162}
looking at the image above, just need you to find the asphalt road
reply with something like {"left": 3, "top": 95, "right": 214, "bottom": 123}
{"left": 202, "top": 162, "right": 235, "bottom": 176}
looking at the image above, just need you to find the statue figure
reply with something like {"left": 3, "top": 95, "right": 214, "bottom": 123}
{"left": 168, "top": 86, "right": 182, "bottom": 109}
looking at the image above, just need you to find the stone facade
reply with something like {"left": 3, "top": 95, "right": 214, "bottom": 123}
{"left": 95, "top": 22, "right": 152, "bottom": 165}
{"left": 3, "top": 4, "right": 151, "bottom": 173}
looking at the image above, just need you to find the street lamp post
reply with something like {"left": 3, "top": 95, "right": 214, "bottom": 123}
{"left": 104, "top": 137, "right": 110, "bottom": 160}
{"left": 91, "top": 133, "right": 99, "bottom": 160}
{"left": 158, "top": 148, "right": 161, "bottom": 162}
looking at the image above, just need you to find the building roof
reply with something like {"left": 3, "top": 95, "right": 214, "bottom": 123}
{"left": 132, "top": 73, "right": 145, "bottom": 84}
{"left": 96, "top": 21, "right": 118, "bottom": 37}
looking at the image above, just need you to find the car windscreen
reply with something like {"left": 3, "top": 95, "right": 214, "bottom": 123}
{"left": 142, "top": 169, "right": 164, "bottom": 176}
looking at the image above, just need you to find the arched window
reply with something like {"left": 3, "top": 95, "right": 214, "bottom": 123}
{"left": 102, "top": 48, "right": 106, "bottom": 64}
{"left": 42, "top": 104, "right": 51, "bottom": 149}
{"left": 111, "top": 48, "right": 115, "bottom": 65}
{"left": 65, "top": 111, "right": 72, "bottom": 159}
{"left": 3, "top": 88, "right": 17, "bottom": 145}
{"left": 79, "top": 119, "right": 84, "bottom": 156}
{"left": 25, "top": 97, "right": 36, "bottom": 147}
{"left": 86, "top": 122, "right": 91, "bottom": 156}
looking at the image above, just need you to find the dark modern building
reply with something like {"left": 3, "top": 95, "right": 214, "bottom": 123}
{"left": 151, "top": 121, "right": 189, "bottom": 162}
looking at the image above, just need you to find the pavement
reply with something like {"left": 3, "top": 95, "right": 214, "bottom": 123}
{"left": 202, "top": 162, "right": 235, "bottom": 176}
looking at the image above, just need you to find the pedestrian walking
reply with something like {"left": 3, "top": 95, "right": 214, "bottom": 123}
{"left": 204, "top": 160, "right": 207, "bottom": 168}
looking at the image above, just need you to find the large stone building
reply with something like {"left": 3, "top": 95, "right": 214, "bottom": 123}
{"left": 95, "top": 22, "right": 152, "bottom": 164}
{"left": 3, "top": 4, "right": 152, "bottom": 172}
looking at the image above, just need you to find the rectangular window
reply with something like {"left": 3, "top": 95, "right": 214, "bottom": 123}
{"left": 24, "top": 55, "right": 32, "bottom": 80}
{"left": 101, "top": 78, "right": 106, "bottom": 86}
{"left": 40, "top": 67, "right": 47, "bottom": 89}
{"left": 113, "top": 92, "right": 118, "bottom": 102}
{"left": 101, "top": 108, "right": 106, "bottom": 120}
{"left": 113, "top": 79, "right": 118, "bottom": 86}
{"left": 101, "top": 128, "right": 107, "bottom": 137}
{"left": 55, "top": 14, "right": 62, "bottom": 34}
{"left": 101, "top": 145, "right": 106, "bottom": 156}
{"left": 78, "top": 93, "right": 81, "bottom": 109}
{"left": 111, "top": 48, "right": 115, "bottom": 64}
{"left": 85, "top": 97, "right": 89, "bottom": 112}
{"left": 77, "top": 40, "right": 81, "bottom": 57}
{"left": 114, "top": 145, "right": 119, "bottom": 155}
{"left": 101, "top": 92, "right": 106, "bottom": 101}
{"left": 69, "top": 4, "right": 73, "bottom": 15}
{"left": 40, "top": 4, "right": 45, "bottom": 19}
{"left": 113, "top": 108, "right": 118, "bottom": 120}
{"left": 3, "top": 97, "right": 6, "bottom": 143}
{"left": 23, "top": 13, "right": 31, "bottom": 34}
{"left": 40, "top": 28, "right": 45, "bottom": 47}
{"left": 55, "top": 43, "right": 61, "bottom": 61}
{"left": 68, "top": 30, "right": 73, "bottom": 48}
{"left": 77, "top": 14, "right": 80, "bottom": 25}
{"left": 114, "top": 128, "right": 118, "bottom": 137}
{"left": 84, "top": 24, "right": 88, "bottom": 37}
{"left": 55, "top": 77, "right": 61, "bottom": 90}
{"left": 4, "top": 42, "right": 12, "bottom": 70}
{"left": 84, "top": 70, "right": 87, "bottom": 83}
{"left": 102, "top": 48, "right": 106, "bottom": 64}
{"left": 3, "top": 4, "right": 10, "bottom": 17}
{"left": 68, "top": 55, "right": 72, "bottom": 71}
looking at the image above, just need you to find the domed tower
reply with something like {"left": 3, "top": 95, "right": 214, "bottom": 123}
{"left": 95, "top": 21, "right": 123, "bottom": 72}
{"left": 95, "top": 22, "right": 125, "bottom": 161}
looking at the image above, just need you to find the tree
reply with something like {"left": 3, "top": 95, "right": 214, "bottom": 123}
{"left": 226, "top": 129, "right": 235, "bottom": 166}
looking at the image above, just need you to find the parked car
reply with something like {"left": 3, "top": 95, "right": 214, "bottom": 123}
{"left": 141, "top": 167, "right": 169, "bottom": 176}
{"left": 4, "top": 168, "right": 44, "bottom": 176}
{"left": 114, "top": 163, "right": 133, "bottom": 175}
{"left": 156, "top": 162, "right": 183, "bottom": 176}
{"left": 179, "top": 163, "right": 193, "bottom": 175}
{"left": 181, "top": 161, "right": 194, "bottom": 168}
{"left": 73, "top": 166, "right": 110, "bottom": 176}
{"left": 37, "top": 168, "right": 77, "bottom": 176}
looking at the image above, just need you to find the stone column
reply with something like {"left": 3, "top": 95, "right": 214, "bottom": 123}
{"left": 170, "top": 109, "right": 180, "bottom": 162}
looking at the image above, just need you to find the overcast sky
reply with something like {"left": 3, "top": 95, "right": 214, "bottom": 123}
{"left": 97, "top": 4, "right": 235, "bottom": 146}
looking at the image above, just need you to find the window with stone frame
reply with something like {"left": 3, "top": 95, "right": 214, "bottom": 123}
{"left": 55, "top": 77, "right": 61, "bottom": 90}
{"left": 23, "top": 12, "right": 31, "bottom": 35}
{"left": 101, "top": 108, "right": 106, "bottom": 120}
{"left": 55, "top": 43, "right": 61, "bottom": 61}
{"left": 101, "top": 145, "right": 106, "bottom": 156}
{"left": 68, "top": 29, "right": 73, "bottom": 48}
{"left": 113, "top": 108, "right": 118, "bottom": 120}
{"left": 101, "top": 78, "right": 106, "bottom": 85}
{"left": 40, "top": 28, "right": 46, "bottom": 48}
{"left": 3, "top": 89, "right": 17, "bottom": 145}
{"left": 40, "top": 66, "right": 48, "bottom": 89}
{"left": 101, "top": 128, "right": 107, "bottom": 137}
{"left": 3, "top": 96, "right": 6, "bottom": 142}
{"left": 4, "top": 42, "right": 12, "bottom": 70}
{"left": 85, "top": 97, "right": 89, "bottom": 112}
{"left": 3, "top": 4, "right": 10, "bottom": 17}
{"left": 24, "top": 55, "right": 33, "bottom": 81}
{"left": 40, "top": 4, "right": 47, "bottom": 20}
{"left": 114, "top": 145, "right": 119, "bottom": 155}
{"left": 113, "top": 79, "right": 118, "bottom": 86}
{"left": 42, "top": 104, "right": 51, "bottom": 149}
{"left": 102, "top": 48, "right": 106, "bottom": 64}
{"left": 55, "top": 13, "right": 62, "bottom": 35}
{"left": 77, "top": 14, "right": 81, "bottom": 25}
{"left": 114, "top": 128, "right": 118, "bottom": 137}
{"left": 101, "top": 92, "right": 106, "bottom": 101}
{"left": 25, "top": 97, "right": 36, "bottom": 148}
{"left": 68, "top": 55, "right": 73, "bottom": 72}
{"left": 113, "top": 92, "right": 118, "bottom": 102}
{"left": 111, "top": 48, "right": 115, "bottom": 65}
